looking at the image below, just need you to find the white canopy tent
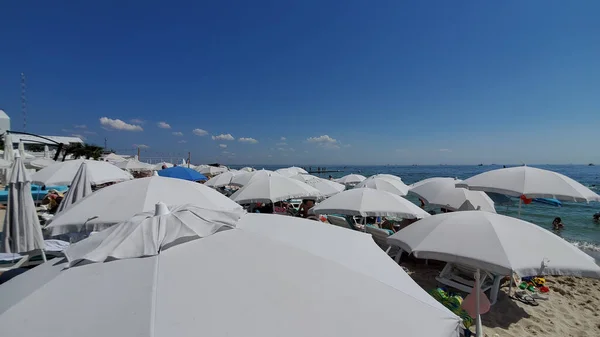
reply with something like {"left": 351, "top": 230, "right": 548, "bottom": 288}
{"left": 0, "top": 207, "right": 461, "bottom": 337}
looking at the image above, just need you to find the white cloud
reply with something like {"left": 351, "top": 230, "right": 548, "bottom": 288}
{"left": 193, "top": 128, "right": 209, "bottom": 136}
{"left": 439, "top": 149, "right": 452, "bottom": 152}
{"left": 71, "top": 134, "right": 85, "bottom": 140}
{"left": 172, "top": 131, "right": 184, "bottom": 136}
{"left": 212, "top": 133, "right": 234, "bottom": 141}
{"left": 100, "top": 117, "right": 143, "bottom": 131}
{"left": 219, "top": 144, "right": 227, "bottom": 148}
{"left": 74, "top": 124, "right": 87, "bottom": 129}
{"left": 307, "top": 135, "right": 337, "bottom": 144}
{"left": 238, "top": 137, "right": 258, "bottom": 144}
{"left": 178, "top": 140, "right": 187, "bottom": 143}
{"left": 280, "top": 137, "right": 286, "bottom": 141}
{"left": 157, "top": 121, "right": 171, "bottom": 129}
{"left": 276, "top": 142, "right": 287, "bottom": 146}
{"left": 134, "top": 144, "right": 150, "bottom": 149}
{"left": 130, "top": 118, "right": 145, "bottom": 124}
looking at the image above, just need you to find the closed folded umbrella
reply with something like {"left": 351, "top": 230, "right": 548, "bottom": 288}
{"left": 1, "top": 153, "right": 45, "bottom": 260}
{"left": 56, "top": 162, "right": 93, "bottom": 214}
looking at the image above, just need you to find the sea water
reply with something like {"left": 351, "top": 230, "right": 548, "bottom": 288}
{"left": 254, "top": 164, "right": 600, "bottom": 261}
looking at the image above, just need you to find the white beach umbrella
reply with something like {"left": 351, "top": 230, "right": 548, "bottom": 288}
{"left": 275, "top": 166, "right": 308, "bottom": 177}
{"left": 290, "top": 174, "right": 345, "bottom": 197}
{"left": 56, "top": 162, "right": 93, "bottom": 214}
{"left": 313, "top": 188, "right": 430, "bottom": 219}
{"left": 410, "top": 177, "right": 496, "bottom": 213}
{"left": 2, "top": 133, "right": 14, "bottom": 183}
{"left": 1, "top": 153, "right": 45, "bottom": 259}
{"left": 388, "top": 211, "right": 600, "bottom": 337}
{"left": 198, "top": 165, "right": 228, "bottom": 176}
{"left": 115, "top": 159, "right": 154, "bottom": 171}
{"left": 372, "top": 173, "right": 403, "bottom": 182}
{"left": 457, "top": 166, "right": 600, "bottom": 202}
{"left": 230, "top": 169, "right": 280, "bottom": 187}
{"left": 239, "top": 166, "right": 255, "bottom": 172}
{"left": 335, "top": 173, "right": 366, "bottom": 186}
{"left": 0, "top": 207, "right": 461, "bottom": 337}
{"left": 102, "top": 153, "right": 126, "bottom": 163}
{"left": 45, "top": 176, "right": 244, "bottom": 235}
{"left": 0, "top": 158, "right": 11, "bottom": 169}
{"left": 32, "top": 159, "right": 133, "bottom": 186}
{"left": 388, "top": 211, "right": 600, "bottom": 278}
{"left": 29, "top": 146, "right": 56, "bottom": 169}
{"left": 204, "top": 170, "right": 240, "bottom": 188}
{"left": 43, "top": 145, "right": 50, "bottom": 158}
{"left": 230, "top": 175, "right": 321, "bottom": 204}
{"left": 356, "top": 176, "right": 410, "bottom": 196}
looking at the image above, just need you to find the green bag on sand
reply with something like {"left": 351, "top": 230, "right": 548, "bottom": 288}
{"left": 429, "top": 288, "right": 474, "bottom": 329}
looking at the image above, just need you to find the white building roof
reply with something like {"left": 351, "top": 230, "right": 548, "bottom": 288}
{"left": 10, "top": 134, "right": 84, "bottom": 145}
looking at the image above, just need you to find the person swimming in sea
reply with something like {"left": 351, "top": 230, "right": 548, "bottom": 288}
{"left": 552, "top": 217, "right": 564, "bottom": 230}
{"left": 593, "top": 212, "right": 600, "bottom": 222}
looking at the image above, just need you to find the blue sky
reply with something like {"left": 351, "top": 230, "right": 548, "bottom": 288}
{"left": 1, "top": 1, "right": 599, "bottom": 165}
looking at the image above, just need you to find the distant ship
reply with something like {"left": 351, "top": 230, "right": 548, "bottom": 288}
{"left": 589, "top": 163, "right": 595, "bottom": 166}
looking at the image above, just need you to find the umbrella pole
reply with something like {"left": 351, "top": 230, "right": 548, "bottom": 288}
{"left": 41, "top": 249, "right": 47, "bottom": 263}
{"left": 475, "top": 268, "right": 483, "bottom": 337}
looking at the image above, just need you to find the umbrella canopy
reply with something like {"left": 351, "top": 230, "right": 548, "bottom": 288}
{"left": 410, "top": 177, "right": 496, "bottom": 213}
{"left": 1, "top": 153, "right": 45, "bottom": 254}
{"left": 336, "top": 174, "right": 366, "bottom": 186}
{"left": 204, "top": 171, "right": 240, "bottom": 188}
{"left": 275, "top": 166, "right": 308, "bottom": 177}
{"left": 239, "top": 166, "right": 255, "bottom": 172}
{"left": 102, "top": 153, "right": 127, "bottom": 163}
{"left": 197, "top": 165, "right": 228, "bottom": 176}
{"left": 387, "top": 211, "right": 600, "bottom": 277}
{"left": 28, "top": 157, "right": 56, "bottom": 169}
{"left": 0, "top": 207, "right": 461, "bottom": 337}
{"left": 114, "top": 159, "right": 154, "bottom": 171}
{"left": 157, "top": 166, "right": 207, "bottom": 182}
{"left": 230, "top": 169, "right": 280, "bottom": 187}
{"left": 32, "top": 159, "right": 133, "bottom": 186}
{"left": 290, "top": 174, "right": 345, "bottom": 197}
{"left": 230, "top": 175, "right": 321, "bottom": 204}
{"left": 45, "top": 176, "right": 244, "bottom": 235}
{"left": 0, "top": 158, "right": 11, "bottom": 169}
{"left": 56, "top": 162, "right": 93, "bottom": 214}
{"left": 457, "top": 166, "right": 600, "bottom": 202}
{"left": 356, "top": 176, "right": 410, "bottom": 196}
{"left": 313, "top": 188, "right": 430, "bottom": 219}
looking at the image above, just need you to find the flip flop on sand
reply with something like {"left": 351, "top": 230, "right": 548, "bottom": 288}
{"left": 513, "top": 291, "right": 539, "bottom": 306}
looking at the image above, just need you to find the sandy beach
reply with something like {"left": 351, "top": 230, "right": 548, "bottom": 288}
{"left": 403, "top": 260, "right": 600, "bottom": 337}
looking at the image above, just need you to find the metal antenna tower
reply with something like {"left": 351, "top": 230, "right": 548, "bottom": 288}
{"left": 21, "top": 73, "right": 27, "bottom": 132}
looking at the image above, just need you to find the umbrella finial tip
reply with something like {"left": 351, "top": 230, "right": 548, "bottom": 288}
{"left": 155, "top": 202, "right": 169, "bottom": 216}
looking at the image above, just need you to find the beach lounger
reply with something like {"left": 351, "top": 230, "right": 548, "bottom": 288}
{"left": 0, "top": 253, "right": 30, "bottom": 272}
{"left": 326, "top": 215, "right": 354, "bottom": 230}
{"left": 435, "top": 263, "right": 503, "bottom": 305}
{"left": 365, "top": 225, "right": 392, "bottom": 249}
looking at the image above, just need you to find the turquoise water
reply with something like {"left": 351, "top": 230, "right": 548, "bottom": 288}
{"left": 250, "top": 165, "right": 600, "bottom": 260}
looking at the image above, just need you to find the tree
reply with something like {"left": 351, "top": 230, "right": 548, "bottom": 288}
{"left": 61, "top": 143, "right": 104, "bottom": 161}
